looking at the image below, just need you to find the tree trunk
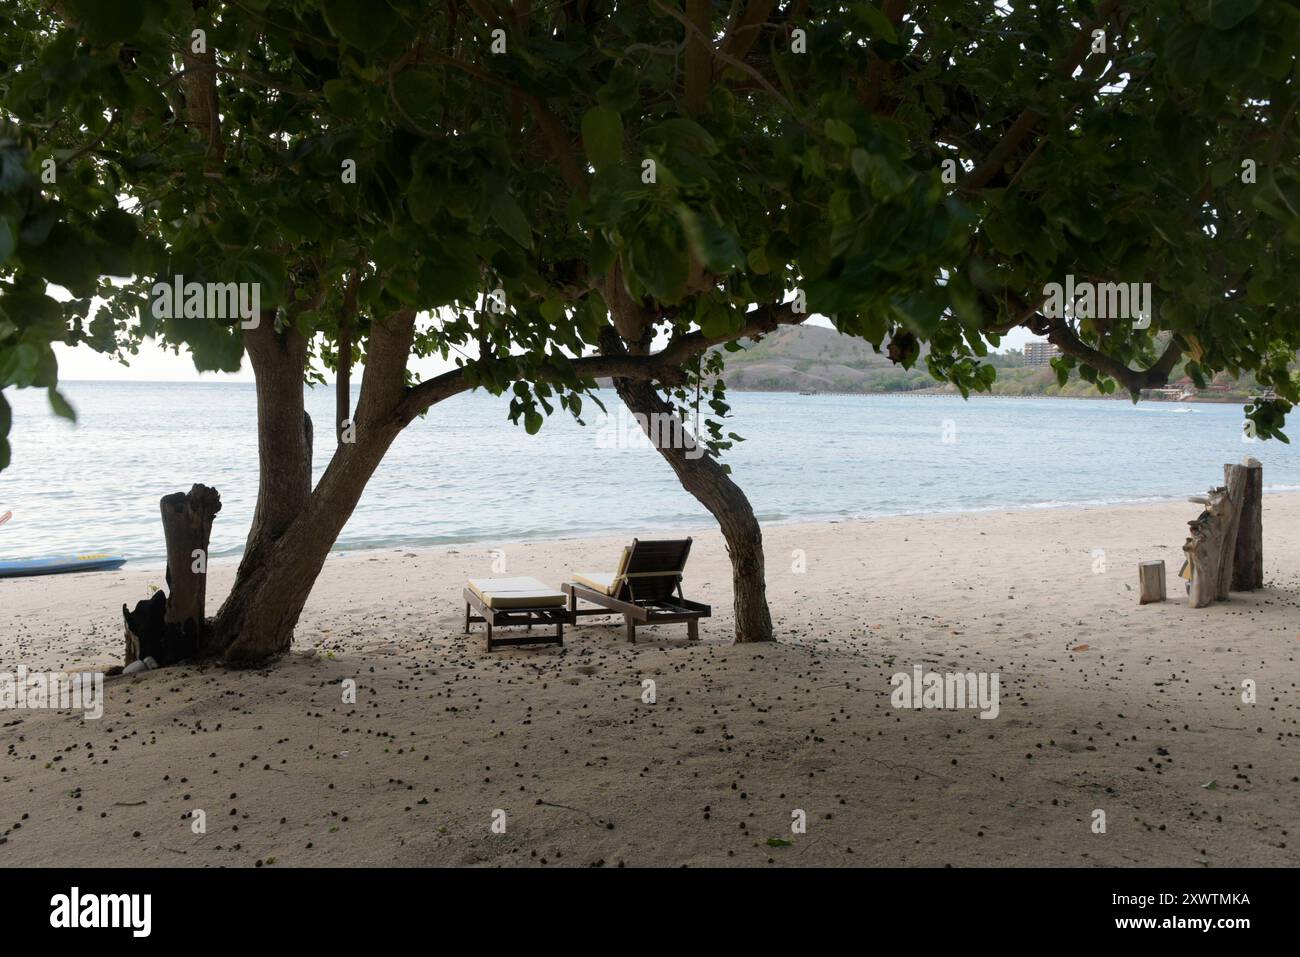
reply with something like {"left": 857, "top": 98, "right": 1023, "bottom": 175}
{"left": 210, "top": 310, "right": 415, "bottom": 665}
{"left": 1231, "top": 458, "right": 1263, "bottom": 591}
{"left": 612, "top": 377, "right": 774, "bottom": 642}
{"left": 336, "top": 319, "right": 352, "bottom": 446}
{"left": 231, "top": 317, "right": 314, "bottom": 581}
{"left": 206, "top": 316, "right": 315, "bottom": 659}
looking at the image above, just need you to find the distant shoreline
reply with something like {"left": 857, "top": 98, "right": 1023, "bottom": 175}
{"left": 54, "top": 379, "right": 1252, "bottom": 404}
{"left": 718, "top": 386, "right": 1250, "bottom": 404}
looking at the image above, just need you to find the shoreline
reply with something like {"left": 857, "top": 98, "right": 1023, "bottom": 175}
{"left": 103, "top": 487, "right": 1300, "bottom": 571}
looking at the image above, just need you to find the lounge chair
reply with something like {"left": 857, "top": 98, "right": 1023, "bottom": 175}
{"left": 464, "top": 577, "right": 569, "bottom": 651}
{"left": 562, "top": 538, "right": 711, "bottom": 642}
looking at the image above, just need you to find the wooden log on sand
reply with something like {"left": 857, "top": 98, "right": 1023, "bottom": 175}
{"left": 1182, "top": 483, "right": 1241, "bottom": 609}
{"left": 1138, "top": 561, "right": 1166, "bottom": 604}
{"left": 1231, "top": 458, "right": 1263, "bottom": 591}
{"left": 122, "top": 484, "right": 222, "bottom": 668}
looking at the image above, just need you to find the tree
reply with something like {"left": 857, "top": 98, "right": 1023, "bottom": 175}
{"left": 2, "top": 1, "right": 1298, "bottom": 663}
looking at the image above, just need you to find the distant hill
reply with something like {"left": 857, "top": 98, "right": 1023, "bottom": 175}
{"left": 711, "top": 325, "right": 974, "bottom": 393}
{"left": 709, "top": 324, "right": 1256, "bottom": 400}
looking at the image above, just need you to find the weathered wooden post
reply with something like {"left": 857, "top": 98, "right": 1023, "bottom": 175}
{"left": 1216, "top": 465, "right": 1249, "bottom": 600}
{"left": 1181, "top": 459, "right": 1263, "bottom": 609}
{"left": 1138, "top": 561, "right": 1166, "bottom": 604}
{"left": 1230, "top": 457, "right": 1263, "bottom": 591}
{"left": 161, "top": 484, "right": 222, "bottom": 651}
{"left": 123, "top": 484, "right": 221, "bottom": 668}
{"left": 1182, "top": 483, "right": 1241, "bottom": 609}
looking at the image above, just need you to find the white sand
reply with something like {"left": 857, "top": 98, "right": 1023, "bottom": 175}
{"left": 2, "top": 497, "right": 1298, "bottom": 867}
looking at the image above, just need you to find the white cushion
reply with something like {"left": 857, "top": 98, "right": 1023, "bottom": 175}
{"left": 468, "top": 577, "right": 567, "bottom": 609}
{"left": 573, "top": 571, "right": 618, "bottom": 595}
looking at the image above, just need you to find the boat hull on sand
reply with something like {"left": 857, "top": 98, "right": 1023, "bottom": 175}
{"left": 0, "top": 554, "right": 128, "bottom": 579}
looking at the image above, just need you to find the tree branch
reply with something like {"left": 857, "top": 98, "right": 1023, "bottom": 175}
{"left": 684, "top": 0, "right": 713, "bottom": 115}
{"left": 860, "top": 0, "right": 910, "bottom": 114}
{"left": 960, "top": 1, "right": 1120, "bottom": 192}
{"left": 526, "top": 95, "right": 588, "bottom": 196}
{"left": 719, "top": 0, "right": 776, "bottom": 63}
{"left": 395, "top": 302, "right": 807, "bottom": 424}
{"left": 1044, "top": 316, "right": 1183, "bottom": 393}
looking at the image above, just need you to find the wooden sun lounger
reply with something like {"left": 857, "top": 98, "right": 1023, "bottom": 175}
{"left": 463, "top": 577, "right": 569, "bottom": 651}
{"left": 561, "top": 538, "right": 710, "bottom": 642}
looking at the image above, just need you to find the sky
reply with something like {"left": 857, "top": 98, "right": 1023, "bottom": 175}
{"left": 53, "top": 312, "right": 1039, "bottom": 383}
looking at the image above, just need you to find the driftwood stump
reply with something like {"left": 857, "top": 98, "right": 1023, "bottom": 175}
{"left": 1182, "top": 484, "right": 1239, "bottom": 609}
{"left": 1231, "top": 458, "right": 1263, "bottom": 591}
{"left": 1180, "top": 460, "right": 1265, "bottom": 609}
{"left": 123, "top": 484, "right": 222, "bottom": 667}
{"left": 1138, "top": 561, "right": 1166, "bottom": 604}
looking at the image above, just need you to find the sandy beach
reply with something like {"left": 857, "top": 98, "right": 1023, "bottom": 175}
{"left": 2, "top": 497, "right": 1298, "bottom": 867}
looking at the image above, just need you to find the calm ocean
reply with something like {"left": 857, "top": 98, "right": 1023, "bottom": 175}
{"left": 2, "top": 381, "right": 1297, "bottom": 566}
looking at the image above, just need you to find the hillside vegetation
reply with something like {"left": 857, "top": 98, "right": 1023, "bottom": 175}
{"left": 714, "top": 325, "right": 1257, "bottom": 400}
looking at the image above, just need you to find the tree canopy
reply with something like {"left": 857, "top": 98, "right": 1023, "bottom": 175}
{"left": 2, "top": 0, "right": 1299, "bottom": 476}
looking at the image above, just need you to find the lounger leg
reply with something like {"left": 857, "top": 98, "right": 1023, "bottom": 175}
{"left": 464, "top": 603, "right": 471, "bottom": 634}
{"left": 625, "top": 617, "right": 636, "bottom": 643}
{"left": 486, "top": 621, "right": 494, "bottom": 651}
{"left": 556, "top": 622, "right": 564, "bottom": 645}
{"left": 688, "top": 618, "right": 699, "bottom": 642}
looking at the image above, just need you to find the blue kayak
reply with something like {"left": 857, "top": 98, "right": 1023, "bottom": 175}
{"left": 0, "top": 554, "right": 128, "bottom": 578}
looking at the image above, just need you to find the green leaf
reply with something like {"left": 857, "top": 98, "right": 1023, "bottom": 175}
{"left": 824, "top": 119, "right": 857, "bottom": 147}
{"left": 321, "top": 0, "right": 398, "bottom": 52}
{"left": 1209, "top": 0, "right": 1262, "bottom": 30}
{"left": 856, "top": 5, "right": 898, "bottom": 43}
{"left": 626, "top": 219, "right": 689, "bottom": 304}
{"left": 677, "top": 206, "right": 745, "bottom": 274}
{"left": 391, "top": 69, "right": 442, "bottom": 130}
{"left": 324, "top": 79, "right": 368, "bottom": 120}
{"left": 645, "top": 118, "right": 718, "bottom": 157}
{"left": 64, "top": 0, "right": 145, "bottom": 45}
{"left": 490, "top": 192, "right": 534, "bottom": 249}
{"left": 581, "top": 106, "right": 623, "bottom": 172}
{"left": 47, "top": 387, "right": 76, "bottom": 422}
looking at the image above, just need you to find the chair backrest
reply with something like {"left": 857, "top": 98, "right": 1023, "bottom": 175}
{"left": 617, "top": 538, "right": 692, "bottom": 603}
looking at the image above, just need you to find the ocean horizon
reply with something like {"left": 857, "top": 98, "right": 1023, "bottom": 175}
{"left": 2, "top": 380, "right": 1297, "bottom": 566}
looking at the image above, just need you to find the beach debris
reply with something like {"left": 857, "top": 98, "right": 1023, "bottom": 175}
{"left": 1180, "top": 461, "right": 1262, "bottom": 608}
{"left": 1137, "top": 561, "right": 1166, "bottom": 604}
{"left": 121, "top": 656, "right": 159, "bottom": 675}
